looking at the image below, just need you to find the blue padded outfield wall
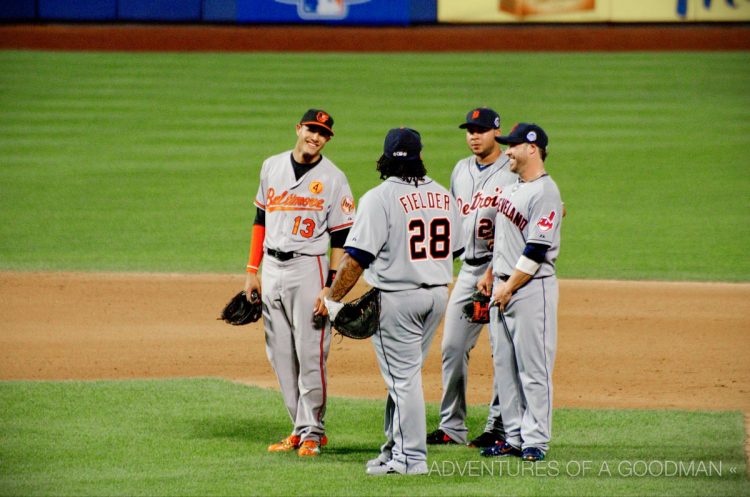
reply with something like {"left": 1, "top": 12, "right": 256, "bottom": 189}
{"left": 1, "top": 0, "right": 745, "bottom": 23}
{"left": 0, "top": 0, "right": 37, "bottom": 20}
{"left": 38, "top": 0, "right": 117, "bottom": 20}
{"left": 0, "top": 0, "right": 437, "bottom": 24}
{"left": 237, "top": 0, "right": 411, "bottom": 25}
{"left": 118, "top": 0, "right": 202, "bottom": 21}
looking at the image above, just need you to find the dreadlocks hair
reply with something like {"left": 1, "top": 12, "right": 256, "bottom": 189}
{"left": 376, "top": 155, "right": 427, "bottom": 187}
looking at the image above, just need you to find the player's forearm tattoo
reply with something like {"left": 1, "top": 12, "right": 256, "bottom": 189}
{"left": 329, "top": 254, "right": 363, "bottom": 301}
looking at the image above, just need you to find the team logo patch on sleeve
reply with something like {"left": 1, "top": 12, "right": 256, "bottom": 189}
{"left": 309, "top": 181, "right": 324, "bottom": 194}
{"left": 537, "top": 210, "right": 556, "bottom": 232}
{"left": 341, "top": 196, "right": 355, "bottom": 215}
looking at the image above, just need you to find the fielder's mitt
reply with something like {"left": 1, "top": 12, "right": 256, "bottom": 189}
{"left": 332, "top": 288, "right": 380, "bottom": 339}
{"left": 462, "top": 290, "right": 491, "bottom": 324}
{"left": 220, "top": 290, "right": 262, "bottom": 325}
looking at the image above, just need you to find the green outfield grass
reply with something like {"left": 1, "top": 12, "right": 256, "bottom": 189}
{"left": 0, "top": 51, "right": 748, "bottom": 280}
{"left": 0, "top": 379, "right": 746, "bottom": 497}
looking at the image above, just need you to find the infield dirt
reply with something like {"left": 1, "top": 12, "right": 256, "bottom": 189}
{"left": 2, "top": 272, "right": 748, "bottom": 417}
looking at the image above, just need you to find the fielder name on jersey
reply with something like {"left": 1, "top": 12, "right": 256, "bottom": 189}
{"left": 399, "top": 191, "right": 452, "bottom": 213}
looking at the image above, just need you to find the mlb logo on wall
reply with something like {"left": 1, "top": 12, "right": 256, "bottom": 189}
{"left": 275, "top": 0, "right": 371, "bottom": 20}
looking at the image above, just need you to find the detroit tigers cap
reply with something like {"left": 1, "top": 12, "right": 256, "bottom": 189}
{"left": 300, "top": 108, "right": 334, "bottom": 136}
{"left": 383, "top": 127, "right": 422, "bottom": 161}
{"left": 459, "top": 107, "right": 501, "bottom": 130}
{"left": 495, "top": 122, "right": 548, "bottom": 148}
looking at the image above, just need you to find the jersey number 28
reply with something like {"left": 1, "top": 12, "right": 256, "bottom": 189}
{"left": 408, "top": 218, "right": 450, "bottom": 260}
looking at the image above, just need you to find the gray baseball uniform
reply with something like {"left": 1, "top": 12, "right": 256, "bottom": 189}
{"left": 256, "top": 150, "right": 355, "bottom": 443}
{"left": 489, "top": 174, "right": 563, "bottom": 453}
{"left": 345, "top": 175, "right": 464, "bottom": 474}
{"left": 437, "top": 152, "right": 517, "bottom": 443}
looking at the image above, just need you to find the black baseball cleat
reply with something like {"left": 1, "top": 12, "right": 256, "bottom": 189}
{"left": 467, "top": 431, "right": 504, "bottom": 448}
{"left": 480, "top": 441, "right": 522, "bottom": 458}
{"left": 426, "top": 428, "right": 458, "bottom": 445}
{"left": 522, "top": 447, "right": 545, "bottom": 462}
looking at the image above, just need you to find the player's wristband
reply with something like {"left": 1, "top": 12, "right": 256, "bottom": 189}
{"left": 324, "top": 297, "right": 344, "bottom": 322}
{"left": 325, "top": 270, "right": 337, "bottom": 288}
{"left": 515, "top": 255, "right": 540, "bottom": 275}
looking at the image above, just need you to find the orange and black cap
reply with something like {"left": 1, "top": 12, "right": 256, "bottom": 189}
{"left": 300, "top": 109, "right": 334, "bottom": 136}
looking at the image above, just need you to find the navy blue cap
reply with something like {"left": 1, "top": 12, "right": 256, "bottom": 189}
{"left": 383, "top": 127, "right": 422, "bottom": 161}
{"left": 495, "top": 122, "right": 548, "bottom": 148}
{"left": 300, "top": 109, "right": 334, "bottom": 136}
{"left": 459, "top": 107, "right": 500, "bottom": 130}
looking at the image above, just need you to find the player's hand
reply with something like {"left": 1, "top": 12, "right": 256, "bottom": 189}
{"left": 244, "top": 272, "right": 261, "bottom": 301}
{"left": 477, "top": 272, "right": 493, "bottom": 297}
{"left": 492, "top": 283, "right": 512, "bottom": 311}
{"left": 314, "top": 287, "right": 331, "bottom": 316}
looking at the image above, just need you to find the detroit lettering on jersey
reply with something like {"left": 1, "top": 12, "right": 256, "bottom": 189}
{"left": 498, "top": 197, "right": 528, "bottom": 231}
{"left": 398, "top": 191, "right": 452, "bottom": 214}
{"left": 456, "top": 186, "right": 503, "bottom": 216}
{"left": 266, "top": 187, "right": 325, "bottom": 212}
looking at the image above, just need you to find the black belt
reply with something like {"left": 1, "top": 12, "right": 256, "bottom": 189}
{"left": 266, "top": 249, "right": 299, "bottom": 261}
{"left": 379, "top": 283, "right": 448, "bottom": 293}
{"left": 498, "top": 275, "right": 510, "bottom": 282}
{"left": 465, "top": 256, "right": 492, "bottom": 267}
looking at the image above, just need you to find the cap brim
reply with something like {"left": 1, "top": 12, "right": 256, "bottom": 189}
{"left": 495, "top": 136, "right": 522, "bottom": 144}
{"left": 301, "top": 122, "right": 334, "bottom": 136}
{"left": 459, "top": 123, "right": 494, "bottom": 130}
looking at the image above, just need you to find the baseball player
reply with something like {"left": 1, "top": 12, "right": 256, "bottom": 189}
{"left": 427, "top": 107, "right": 517, "bottom": 448}
{"left": 244, "top": 109, "right": 355, "bottom": 457}
{"left": 477, "top": 123, "right": 563, "bottom": 462}
{"left": 325, "top": 128, "right": 464, "bottom": 476}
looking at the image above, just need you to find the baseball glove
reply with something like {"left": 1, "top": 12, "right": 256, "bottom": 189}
{"left": 220, "top": 290, "right": 262, "bottom": 325}
{"left": 462, "top": 290, "right": 491, "bottom": 324}
{"left": 332, "top": 288, "right": 380, "bottom": 339}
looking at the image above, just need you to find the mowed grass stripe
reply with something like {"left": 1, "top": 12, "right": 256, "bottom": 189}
{"left": 0, "top": 379, "right": 747, "bottom": 497}
{"left": 0, "top": 51, "right": 748, "bottom": 278}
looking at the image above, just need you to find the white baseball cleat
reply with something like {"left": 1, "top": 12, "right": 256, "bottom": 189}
{"left": 365, "top": 461, "right": 428, "bottom": 476}
{"left": 365, "top": 454, "right": 391, "bottom": 468}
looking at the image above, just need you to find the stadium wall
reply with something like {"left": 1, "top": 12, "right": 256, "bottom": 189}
{"left": 1, "top": 0, "right": 749, "bottom": 24}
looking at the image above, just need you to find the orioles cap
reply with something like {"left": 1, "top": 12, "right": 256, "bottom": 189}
{"left": 300, "top": 109, "right": 334, "bottom": 136}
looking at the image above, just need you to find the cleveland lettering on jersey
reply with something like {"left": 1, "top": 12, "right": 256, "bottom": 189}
{"left": 398, "top": 191, "right": 452, "bottom": 214}
{"left": 497, "top": 197, "right": 528, "bottom": 231}
{"left": 456, "top": 187, "right": 503, "bottom": 216}
{"left": 266, "top": 187, "right": 325, "bottom": 212}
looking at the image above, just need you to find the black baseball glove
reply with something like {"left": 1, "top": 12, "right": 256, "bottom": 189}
{"left": 332, "top": 288, "right": 380, "bottom": 339}
{"left": 462, "top": 290, "right": 491, "bottom": 324}
{"left": 220, "top": 290, "right": 262, "bottom": 325}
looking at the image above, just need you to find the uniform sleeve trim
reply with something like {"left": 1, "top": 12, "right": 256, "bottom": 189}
{"left": 329, "top": 221, "right": 354, "bottom": 232}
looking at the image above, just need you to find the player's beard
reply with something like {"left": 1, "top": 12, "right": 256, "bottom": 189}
{"left": 301, "top": 151, "right": 318, "bottom": 163}
{"left": 301, "top": 140, "right": 323, "bottom": 163}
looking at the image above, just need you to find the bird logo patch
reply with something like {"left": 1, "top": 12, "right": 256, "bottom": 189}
{"left": 341, "top": 196, "right": 355, "bottom": 215}
{"left": 537, "top": 210, "right": 556, "bottom": 232}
